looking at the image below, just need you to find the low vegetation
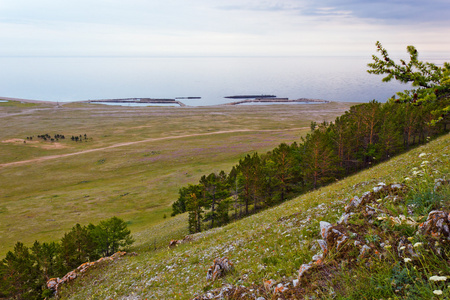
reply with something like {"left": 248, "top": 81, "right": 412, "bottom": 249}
{"left": 56, "top": 129, "right": 450, "bottom": 300}
{"left": 1, "top": 100, "right": 351, "bottom": 257}
{"left": 172, "top": 43, "right": 450, "bottom": 235}
{"left": 0, "top": 217, "right": 133, "bottom": 299}
{"left": 0, "top": 43, "right": 449, "bottom": 299}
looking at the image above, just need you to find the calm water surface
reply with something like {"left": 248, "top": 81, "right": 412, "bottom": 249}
{"left": 1, "top": 56, "right": 444, "bottom": 106}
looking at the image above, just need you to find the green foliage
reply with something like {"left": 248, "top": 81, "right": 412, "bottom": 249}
{"left": 173, "top": 91, "right": 449, "bottom": 233}
{"left": 368, "top": 41, "right": 450, "bottom": 125}
{"left": 407, "top": 187, "right": 446, "bottom": 216}
{"left": 31, "top": 241, "right": 64, "bottom": 280}
{"left": 175, "top": 184, "right": 204, "bottom": 233}
{"left": 0, "top": 242, "right": 42, "bottom": 300}
{"left": 90, "top": 217, "right": 134, "bottom": 257}
{"left": 60, "top": 223, "right": 98, "bottom": 271}
{"left": 301, "top": 124, "right": 339, "bottom": 189}
{"left": 54, "top": 131, "right": 450, "bottom": 299}
{"left": 200, "top": 171, "right": 230, "bottom": 228}
{"left": 0, "top": 217, "right": 133, "bottom": 299}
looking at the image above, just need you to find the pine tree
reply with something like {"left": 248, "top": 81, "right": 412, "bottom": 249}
{"left": 184, "top": 185, "right": 204, "bottom": 233}
{"left": 89, "top": 217, "right": 134, "bottom": 257}
{"left": 368, "top": 41, "right": 450, "bottom": 125}
{"left": 0, "top": 242, "right": 41, "bottom": 299}
{"left": 60, "top": 223, "right": 97, "bottom": 270}
{"left": 200, "top": 171, "right": 230, "bottom": 228}
{"left": 301, "top": 125, "right": 339, "bottom": 189}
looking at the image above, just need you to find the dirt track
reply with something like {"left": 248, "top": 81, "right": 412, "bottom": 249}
{"left": 0, "top": 128, "right": 307, "bottom": 168}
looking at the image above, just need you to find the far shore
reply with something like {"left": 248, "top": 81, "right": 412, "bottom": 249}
{"left": 0, "top": 96, "right": 60, "bottom": 105}
{"left": 0, "top": 96, "right": 332, "bottom": 107}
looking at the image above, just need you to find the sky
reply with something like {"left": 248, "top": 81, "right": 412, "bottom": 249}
{"left": 1, "top": 0, "right": 450, "bottom": 57}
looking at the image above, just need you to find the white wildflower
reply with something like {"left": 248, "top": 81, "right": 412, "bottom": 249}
{"left": 400, "top": 246, "right": 406, "bottom": 250}
{"left": 413, "top": 242, "right": 423, "bottom": 248}
{"left": 419, "top": 153, "right": 427, "bottom": 158}
{"left": 412, "top": 170, "right": 422, "bottom": 176}
{"left": 433, "top": 290, "right": 443, "bottom": 295}
{"left": 404, "top": 258, "right": 412, "bottom": 263}
{"left": 404, "top": 177, "right": 412, "bottom": 181}
{"left": 429, "top": 276, "right": 447, "bottom": 282}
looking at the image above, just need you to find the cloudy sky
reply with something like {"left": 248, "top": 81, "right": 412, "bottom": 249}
{"left": 1, "top": 0, "right": 450, "bottom": 57}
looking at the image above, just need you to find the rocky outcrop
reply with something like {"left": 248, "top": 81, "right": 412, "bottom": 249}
{"left": 206, "top": 257, "right": 234, "bottom": 281}
{"left": 169, "top": 235, "right": 195, "bottom": 248}
{"left": 298, "top": 184, "right": 406, "bottom": 274}
{"left": 419, "top": 210, "right": 450, "bottom": 239}
{"left": 46, "top": 251, "right": 136, "bottom": 295}
{"left": 191, "top": 179, "right": 449, "bottom": 299}
{"left": 297, "top": 180, "right": 450, "bottom": 283}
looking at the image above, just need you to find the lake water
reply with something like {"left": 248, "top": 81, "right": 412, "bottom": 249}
{"left": 1, "top": 56, "right": 446, "bottom": 106}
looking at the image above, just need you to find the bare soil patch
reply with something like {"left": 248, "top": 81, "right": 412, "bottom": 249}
{"left": 2, "top": 138, "right": 26, "bottom": 143}
{"left": 2, "top": 138, "right": 68, "bottom": 150}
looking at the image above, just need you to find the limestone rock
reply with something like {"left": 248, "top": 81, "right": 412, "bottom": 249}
{"left": 320, "top": 221, "right": 332, "bottom": 239}
{"left": 206, "top": 257, "right": 234, "bottom": 281}
{"left": 46, "top": 251, "right": 128, "bottom": 295}
{"left": 298, "top": 262, "right": 312, "bottom": 280}
{"left": 419, "top": 210, "right": 450, "bottom": 239}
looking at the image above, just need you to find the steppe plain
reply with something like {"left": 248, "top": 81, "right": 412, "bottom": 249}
{"left": 0, "top": 99, "right": 354, "bottom": 256}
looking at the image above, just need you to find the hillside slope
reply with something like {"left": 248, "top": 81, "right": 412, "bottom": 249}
{"left": 60, "top": 133, "right": 450, "bottom": 299}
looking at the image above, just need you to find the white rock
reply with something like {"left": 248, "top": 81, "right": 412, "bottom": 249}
{"left": 373, "top": 186, "right": 384, "bottom": 193}
{"left": 320, "top": 221, "right": 332, "bottom": 239}
{"left": 312, "top": 254, "right": 323, "bottom": 262}
{"left": 317, "top": 239, "right": 327, "bottom": 252}
{"left": 390, "top": 184, "right": 403, "bottom": 189}
{"left": 298, "top": 263, "right": 312, "bottom": 279}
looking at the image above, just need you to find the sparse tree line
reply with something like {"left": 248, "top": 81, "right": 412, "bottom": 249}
{"left": 0, "top": 217, "right": 133, "bottom": 300}
{"left": 25, "top": 133, "right": 90, "bottom": 142}
{"left": 172, "top": 43, "right": 450, "bottom": 234}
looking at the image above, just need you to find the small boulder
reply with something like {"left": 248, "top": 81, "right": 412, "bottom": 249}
{"left": 169, "top": 239, "right": 180, "bottom": 248}
{"left": 320, "top": 221, "right": 332, "bottom": 239}
{"left": 206, "top": 257, "right": 234, "bottom": 281}
{"left": 419, "top": 210, "right": 450, "bottom": 239}
{"left": 298, "top": 262, "right": 312, "bottom": 280}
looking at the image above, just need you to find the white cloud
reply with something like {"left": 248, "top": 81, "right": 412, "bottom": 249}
{"left": 0, "top": 0, "right": 449, "bottom": 56}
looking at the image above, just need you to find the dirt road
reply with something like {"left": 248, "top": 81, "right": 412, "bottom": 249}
{"left": 0, "top": 128, "right": 307, "bottom": 168}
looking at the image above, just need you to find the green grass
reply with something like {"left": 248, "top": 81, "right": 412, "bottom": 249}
{"left": 57, "top": 130, "right": 450, "bottom": 299}
{"left": 0, "top": 100, "right": 41, "bottom": 108}
{"left": 0, "top": 101, "right": 353, "bottom": 257}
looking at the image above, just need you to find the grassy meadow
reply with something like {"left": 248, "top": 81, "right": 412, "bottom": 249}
{"left": 58, "top": 120, "right": 450, "bottom": 299}
{"left": 0, "top": 100, "right": 353, "bottom": 257}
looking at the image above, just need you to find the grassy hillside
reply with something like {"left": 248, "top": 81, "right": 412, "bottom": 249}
{"left": 0, "top": 100, "right": 353, "bottom": 257}
{"left": 58, "top": 131, "right": 450, "bottom": 299}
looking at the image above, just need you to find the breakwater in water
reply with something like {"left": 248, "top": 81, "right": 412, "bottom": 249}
{"left": 86, "top": 98, "right": 186, "bottom": 106}
{"left": 222, "top": 98, "right": 330, "bottom": 105}
{"left": 84, "top": 97, "right": 330, "bottom": 107}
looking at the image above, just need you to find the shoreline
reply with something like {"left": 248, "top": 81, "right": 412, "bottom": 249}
{"left": 0, "top": 96, "right": 332, "bottom": 107}
{"left": 0, "top": 96, "right": 60, "bottom": 105}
